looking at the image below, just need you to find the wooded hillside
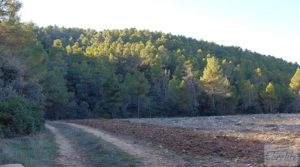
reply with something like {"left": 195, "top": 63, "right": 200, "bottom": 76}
{"left": 36, "top": 26, "right": 300, "bottom": 119}
{"left": 1, "top": 0, "right": 300, "bottom": 132}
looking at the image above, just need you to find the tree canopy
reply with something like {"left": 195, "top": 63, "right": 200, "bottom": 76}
{"left": 33, "top": 26, "right": 299, "bottom": 118}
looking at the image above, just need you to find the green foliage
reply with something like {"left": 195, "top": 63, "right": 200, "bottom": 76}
{"left": 166, "top": 77, "right": 192, "bottom": 116}
{"left": 99, "top": 74, "right": 123, "bottom": 118}
{"left": 0, "top": 6, "right": 46, "bottom": 137}
{"left": 200, "top": 56, "right": 231, "bottom": 96}
{"left": 200, "top": 56, "right": 231, "bottom": 112}
{"left": 33, "top": 26, "right": 299, "bottom": 118}
{"left": 124, "top": 70, "right": 150, "bottom": 118}
{"left": 263, "top": 82, "right": 278, "bottom": 113}
{"left": 237, "top": 80, "right": 260, "bottom": 113}
{"left": 0, "top": 96, "right": 44, "bottom": 138}
{"left": 290, "top": 68, "right": 300, "bottom": 95}
{"left": 0, "top": 0, "right": 22, "bottom": 23}
{"left": 1, "top": 23, "right": 48, "bottom": 78}
{"left": 266, "top": 82, "right": 276, "bottom": 97}
{"left": 0, "top": 51, "right": 44, "bottom": 102}
{"left": 124, "top": 71, "right": 150, "bottom": 98}
{"left": 43, "top": 70, "right": 71, "bottom": 119}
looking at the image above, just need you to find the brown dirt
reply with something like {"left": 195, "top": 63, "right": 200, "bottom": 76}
{"left": 66, "top": 119, "right": 265, "bottom": 166}
{"left": 45, "top": 124, "right": 84, "bottom": 167}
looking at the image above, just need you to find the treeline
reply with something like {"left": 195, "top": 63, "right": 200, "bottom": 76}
{"left": 37, "top": 26, "right": 300, "bottom": 119}
{"left": 1, "top": 1, "right": 300, "bottom": 138}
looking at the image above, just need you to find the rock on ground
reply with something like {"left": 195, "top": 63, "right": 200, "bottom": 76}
{"left": 0, "top": 164, "right": 24, "bottom": 167}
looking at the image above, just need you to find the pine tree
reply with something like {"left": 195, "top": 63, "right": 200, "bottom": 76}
{"left": 239, "top": 80, "right": 259, "bottom": 113}
{"left": 100, "top": 74, "right": 123, "bottom": 118}
{"left": 200, "top": 56, "right": 231, "bottom": 112}
{"left": 290, "top": 68, "right": 300, "bottom": 95}
{"left": 150, "top": 57, "right": 169, "bottom": 112}
{"left": 166, "top": 77, "right": 192, "bottom": 116}
{"left": 43, "top": 70, "right": 71, "bottom": 119}
{"left": 183, "top": 61, "right": 199, "bottom": 115}
{"left": 124, "top": 70, "right": 150, "bottom": 118}
{"left": 263, "top": 82, "right": 278, "bottom": 113}
{"left": 43, "top": 40, "right": 71, "bottom": 119}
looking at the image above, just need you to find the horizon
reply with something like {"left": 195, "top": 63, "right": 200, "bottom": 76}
{"left": 20, "top": 0, "right": 300, "bottom": 64}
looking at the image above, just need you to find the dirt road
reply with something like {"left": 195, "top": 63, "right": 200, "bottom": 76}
{"left": 66, "top": 122, "right": 189, "bottom": 167}
{"left": 45, "top": 124, "right": 84, "bottom": 167}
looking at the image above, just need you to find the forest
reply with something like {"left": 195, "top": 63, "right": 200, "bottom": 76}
{"left": 1, "top": 0, "right": 300, "bottom": 137}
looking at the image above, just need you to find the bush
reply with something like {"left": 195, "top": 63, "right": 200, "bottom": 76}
{"left": 0, "top": 96, "right": 44, "bottom": 138}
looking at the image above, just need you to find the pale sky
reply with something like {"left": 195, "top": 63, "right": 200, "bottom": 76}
{"left": 20, "top": 0, "right": 300, "bottom": 64}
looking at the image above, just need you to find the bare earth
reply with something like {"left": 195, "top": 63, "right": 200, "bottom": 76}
{"left": 67, "top": 114, "right": 300, "bottom": 166}
{"left": 46, "top": 114, "right": 300, "bottom": 166}
{"left": 45, "top": 124, "right": 84, "bottom": 167}
{"left": 128, "top": 114, "right": 300, "bottom": 148}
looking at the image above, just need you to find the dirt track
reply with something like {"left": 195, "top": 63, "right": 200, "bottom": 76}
{"left": 45, "top": 124, "right": 84, "bottom": 167}
{"left": 67, "top": 123, "right": 189, "bottom": 167}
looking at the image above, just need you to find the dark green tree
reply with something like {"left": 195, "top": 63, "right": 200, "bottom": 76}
{"left": 124, "top": 70, "right": 150, "bottom": 118}
{"left": 99, "top": 74, "right": 123, "bottom": 118}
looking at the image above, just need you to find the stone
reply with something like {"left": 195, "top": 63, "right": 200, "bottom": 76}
{"left": 0, "top": 164, "right": 24, "bottom": 167}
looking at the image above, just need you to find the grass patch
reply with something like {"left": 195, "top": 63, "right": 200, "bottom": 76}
{"left": 50, "top": 122, "right": 140, "bottom": 167}
{"left": 0, "top": 128, "right": 59, "bottom": 167}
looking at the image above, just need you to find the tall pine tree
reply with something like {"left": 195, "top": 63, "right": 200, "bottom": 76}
{"left": 124, "top": 70, "right": 150, "bottom": 118}
{"left": 200, "top": 56, "right": 231, "bottom": 112}
{"left": 263, "top": 82, "right": 278, "bottom": 113}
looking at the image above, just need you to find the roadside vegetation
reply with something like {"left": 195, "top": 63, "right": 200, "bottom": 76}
{"left": 0, "top": 129, "right": 59, "bottom": 167}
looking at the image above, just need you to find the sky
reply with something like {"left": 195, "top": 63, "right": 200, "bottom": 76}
{"left": 20, "top": 0, "right": 300, "bottom": 64}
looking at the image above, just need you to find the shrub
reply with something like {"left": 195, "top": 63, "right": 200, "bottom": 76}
{"left": 0, "top": 96, "right": 44, "bottom": 138}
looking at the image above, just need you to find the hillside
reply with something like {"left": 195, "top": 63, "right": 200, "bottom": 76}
{"left": 1, "top": 0, "right": 300, "bottom": 138}
{"left": 35, "top": 26, "right": 299, "bottom": 119}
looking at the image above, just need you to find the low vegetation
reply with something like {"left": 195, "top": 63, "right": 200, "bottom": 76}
{"left": 0, "top": 129, "right": 58, "bottom": 167}
{"left": 0, "top": 97, "right": 44, "bottom": 137}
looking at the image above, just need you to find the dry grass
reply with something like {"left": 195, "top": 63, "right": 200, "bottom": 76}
{"left": 0, "top": 129, "right": 59, "bottom": 167}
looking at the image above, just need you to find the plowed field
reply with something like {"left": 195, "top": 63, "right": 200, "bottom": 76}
{"left": 67, "top": 114, "right": 300, "bottom": 166}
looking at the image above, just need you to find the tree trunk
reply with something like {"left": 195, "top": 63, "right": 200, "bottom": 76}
{"left": 212, "top": 95, "right": 216, "bottom": 112}
{"left": 137, "top": 96, "right": 140, "bottom": 119}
